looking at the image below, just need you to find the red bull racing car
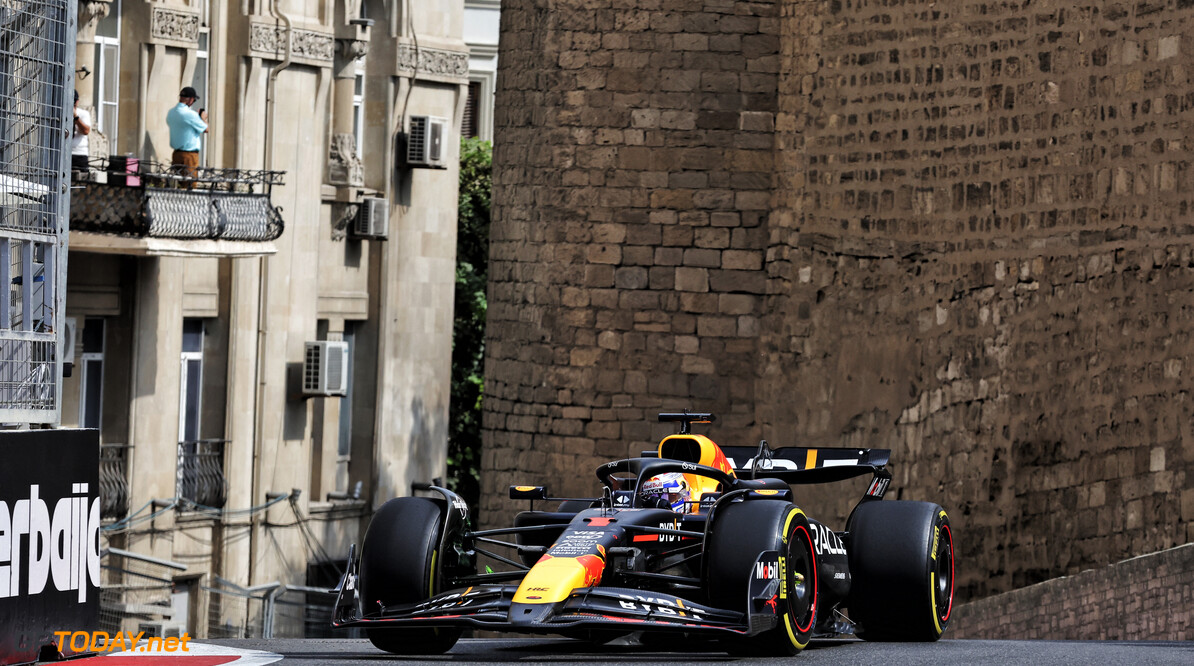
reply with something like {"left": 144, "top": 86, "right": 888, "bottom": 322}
{"left": 332, "top": 411, "right": 954, "bottom": 655}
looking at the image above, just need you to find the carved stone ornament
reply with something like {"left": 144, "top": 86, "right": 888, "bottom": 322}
{"left": 78, "top": 0, "right": 112, "bottom": 31}
{"left": 292, "top": 30, "right": 335, "bottom": 62}
{"left": 328, "top": 133, "right": 364, "bottom": 188}
{"left": 337, "top": 38, "right": 370, "bottom": 62}
{"left": 396, "top": 44, "right": 469, "bottom": 82}
{"left": 151, "top": 7, "right": 200, "bottom": 45}
{"left": 331, "top": 202, "right": 360, "bottom": 241}
{"left": 250, "top": 23, "right": 334, "bottom": 63}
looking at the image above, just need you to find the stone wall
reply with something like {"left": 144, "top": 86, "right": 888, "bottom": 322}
{"left": 951, "top": 544, "right": 1194, "bottom": 639}
{"left": 765, "top": 0, "right": 1194, "bottom": 601}
{"left": 484, "top": 0, "right": 781, "bottom": 515}
{"left": 486, "top": 0, "right": 1194, "bottom": 606}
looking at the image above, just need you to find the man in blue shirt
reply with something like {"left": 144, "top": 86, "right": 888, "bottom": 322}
{"left": 166, "top": 86, "right": 208, "bottom": 187}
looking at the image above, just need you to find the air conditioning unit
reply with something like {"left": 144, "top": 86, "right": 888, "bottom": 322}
{"left": 352, "top": 197, "right": 388, "bottom": 239}
{"left": 403, "top": 115, "right": 447, "bottom": 169}
{"left": 303, "top": 341, "right": 349, "bottom": 397}
{"left": 63, "top": 317, "right": 77, "bottom": 375}
{"left": 138, "top": 621, "right": 185, "bottom": 638}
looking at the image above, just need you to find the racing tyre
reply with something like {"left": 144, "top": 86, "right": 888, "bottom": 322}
{"left": 847, "top": 501, "right": 954, "bottom": 641}
{"left": 358, "top": 497, "right": 462, "bottom": 654}
{"left": 706, "top": 500, "right": 818, "bottom": 656}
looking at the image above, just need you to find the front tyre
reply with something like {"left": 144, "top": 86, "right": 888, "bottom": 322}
{"left": 847, "top": 501, "right": 954, "bottom": 641}
{"left": 358, "top": 497, "right": 462, "bottom": 654}
{"left": 706, "top": 500, "right": 818, "bottom": 656}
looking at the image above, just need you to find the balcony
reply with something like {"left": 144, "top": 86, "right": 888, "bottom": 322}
{"left": 70, "top": 158, "right": 285, "bottom": 257}
{"left": 177, "top": 439, "right": 228, "bottom": 509}
{"left": 99, "top": 443, "right": 131, "bottom": 520}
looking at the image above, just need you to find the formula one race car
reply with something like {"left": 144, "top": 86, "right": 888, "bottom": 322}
{"left": 332, "top": 411, "right": 954, "bottom": 655}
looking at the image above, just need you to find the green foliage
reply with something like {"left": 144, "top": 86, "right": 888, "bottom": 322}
{"left": 448, "top": 138, "right": 491, "bottom": 512}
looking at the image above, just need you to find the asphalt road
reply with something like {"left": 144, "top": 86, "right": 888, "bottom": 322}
{"left": 206, "top": 637, "right": 1194, "bottom": 665}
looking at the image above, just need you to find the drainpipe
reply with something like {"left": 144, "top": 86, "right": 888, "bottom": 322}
{"left": 263, "top": 0, "right": 292, "bottom": 170}
{"left": 249, "top": 0, "right": 292, "bottom": 592}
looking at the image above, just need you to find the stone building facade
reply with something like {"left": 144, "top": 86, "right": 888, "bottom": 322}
{"left": 67, "top": 0, "right": 468, "bottom": 636}
{"left": 483, "top": 0, "right": 1194, "bottom": 604}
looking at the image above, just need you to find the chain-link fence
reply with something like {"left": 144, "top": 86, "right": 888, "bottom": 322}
{"left": 0, "top": 0, "right": 72, "bottom": 423}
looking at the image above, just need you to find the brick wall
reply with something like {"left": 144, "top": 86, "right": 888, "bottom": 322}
{"left": 951, "top": 544, "right": 1194, "bottom": 639}
{"left": 486, "top": 0, "right": 1194, "bottom": 608}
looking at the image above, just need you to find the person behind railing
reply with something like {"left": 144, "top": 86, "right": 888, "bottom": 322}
{"left": 166, "top": 86, "right": 208, "bottom": 188}
{"left": 71, "top": 89, "right": 91, "bottom": 172}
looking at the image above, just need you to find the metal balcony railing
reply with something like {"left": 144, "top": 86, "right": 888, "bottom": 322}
{"left": 177, "top": 439, "right": 228, "bottom": 509}
{"left": 71, "top": 157, "right": 285, "bottom": 242}
{"left": 99, "top": 442, "right": 130, "bottom": 520}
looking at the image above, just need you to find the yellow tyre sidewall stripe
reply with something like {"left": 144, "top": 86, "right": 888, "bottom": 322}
{"left": 780, "top": 507, "right": 812, "bottom": 650}
{"left": 929, "top": 509, "right": 949, "bottom": 637}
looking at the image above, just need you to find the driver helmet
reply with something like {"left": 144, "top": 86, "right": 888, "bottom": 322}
{"left": 640, "top": 472, "right": 690, "bottom": 512}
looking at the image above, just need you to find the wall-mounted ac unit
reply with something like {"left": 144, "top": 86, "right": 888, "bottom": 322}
{"left": 352, "top": 197, "right": 388, "bottom": 239}
{"left": 403, "top": 115, "right": 447, "bottom": 169}
{"left": 138, "top": 621, "right": 186, "bottom": 638}
{"left": 303, "top": 341, "right": 349, "bottom": 397}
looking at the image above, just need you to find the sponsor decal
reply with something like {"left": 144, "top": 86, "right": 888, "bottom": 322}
{"left": 754, "top": 489, "right": 779, "bottom": 495}
{"left": 451, "top": 496, "right": 468, "bottom": 514}
{"left": 764, "top": 594, "right": 778, "bottom": 613}
{"left": 657, "top": 520, "right": 679, "bottom": 543}
{"left": 834, "top": 572, "right": 846, "bottom": 580}
{"left": 0, "top": 483, "right": 101, "bottom": 602}
{"left": 866, "top": 477, "right": 890, "bottom": 497}
{"left": 414, "top": 587, "right": 479, "bottom": 612}
{"left": 616, "top": 593, "right": 705, "bottom": 618}
{"left": 754, "top": 560, "right": 780, "bottom": 581}
{"left": 810, "top": 523, "right": 846, "bottom": 556}
{"left": 548, "top": 530, "right": 606, "bottom": 557}
{"left": 725, "top": 456, "right": 799, "bottom": 471}
{"left": 515, "top": 486, "right": 536, "bottom": 492}
{"left": 932, "top": 526, "right": 939, "bottom": 561}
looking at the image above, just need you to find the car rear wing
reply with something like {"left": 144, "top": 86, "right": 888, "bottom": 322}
{"left": 720, "top": 443, "right": 891, "bottom": 491}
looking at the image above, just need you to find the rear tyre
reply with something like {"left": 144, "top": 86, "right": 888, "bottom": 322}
{"left": 706, "top": 500, "right": 818, "bottom": 656}
{"left": 847, "top": 501, "right": 954, "bottom": 641}
{"left": 358, "top": 497, "right": 462, "bottom": 654}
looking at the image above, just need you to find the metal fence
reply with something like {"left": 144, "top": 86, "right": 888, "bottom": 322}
{"left": 177, "top": 439, "right": 228, "bottom": 509}
{"left": 98, "top": 548, "right": 185, "bottom": 636}
{"left": 0, "top": 0, "right": 73, "bottom": 423}
{"left": 205, "top": 580, "right": 339, "bottom": 639}
{"left": 71, "top": 158, "right": 286, "bottom": 241}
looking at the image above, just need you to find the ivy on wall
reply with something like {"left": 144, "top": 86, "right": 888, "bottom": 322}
{"left": 448, "top": 137, "right": 491, "bottom": 513}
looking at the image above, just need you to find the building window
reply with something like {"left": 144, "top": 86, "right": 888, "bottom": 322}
{"left": 79, "top": 317, "right": 105, "bottom": 430}
{"left": 337, "top": 323, "right": 356, "bottom": 458}
{"left": 352, "top": 70, "right": 365, "bottom": 155}
{"left": 192, "top": 1, "right": 210, "bottom": 164}
{"left": 94, "top": 0, "right": 120, "bottom": 144}
{"left": 179, "top": 318, "right": 204, "bottom": 442}
{"left": 462, "top": 80, "right": 481, "bottom": 139}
